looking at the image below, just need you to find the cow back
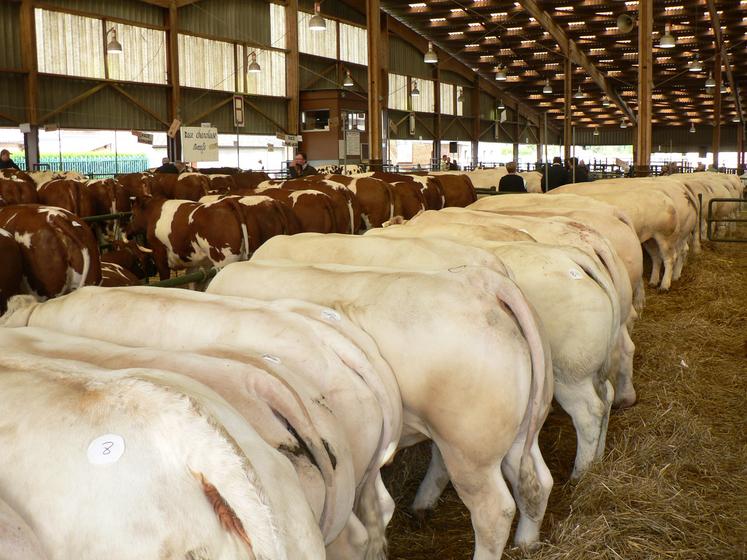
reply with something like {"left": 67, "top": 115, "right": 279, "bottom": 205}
{"left": 37, "top": 180, "right": 97, "bottom": 218}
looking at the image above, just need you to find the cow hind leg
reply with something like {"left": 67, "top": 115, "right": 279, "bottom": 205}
{"left": 643, "top": 240, "right": 662, "bottom": 287}
{"left": 554, "top": 379, "right": 611, "bottom": 480}
{"left": 438, "top": 446, "right": 516, "bottom": 560}
{"left": 411, "top": 443, "right": 450, "bottom": 515}
{"left": 354, "top": 471, "right": 392, "bottom": 560}
{"left": 614, "top": 329, "right": 637, "bottom": 408}
{"left": 500, "top": 435, "right": 552, "bottom": 549}
{"left": 326, "top": 515, "right": 368, "bottom": 560}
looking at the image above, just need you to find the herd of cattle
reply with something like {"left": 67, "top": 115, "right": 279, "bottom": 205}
{"left": 0, "top": 165, "right": 743, "bottom": 560}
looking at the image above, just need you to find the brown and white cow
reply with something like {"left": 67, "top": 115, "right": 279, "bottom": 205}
{"left": 0, "top": 171, "right": 38, "bottom": 205}
{"left": 233, "top": 171, "right": 271, "bottom": 190}
{"left": 101, "top": 238, "right": 153, "bottom": 279}
{"left": 389, "top": 181, "right": 427, "bottom": 219}
{"left": 245, "top": 187, "right": 338, "bottom": 234}
{"left": 37, "top": 179, "right": 97, "bottom": 218}
{"left": 325, "top": 175, "right": 395, "bottom": 230}
{"left": 0, "top": 205, "right": 101, "bottom": 299}
{"left": 100, "top": 261, "right": 141, "bottom": 286}
{"left": 0, "top": 228, "right": 23, "bottom": 312}
{"left": 151, "top": 172, "right": 210, "bottom": 201}
{"left": 127, "top": 196, "right": 252, "bottom": 280}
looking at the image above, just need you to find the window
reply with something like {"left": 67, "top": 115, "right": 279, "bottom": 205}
{"left": 242, "top": 46, "right": 286, "bottom": 97}
{"left": 179, "top": 34, "right": 235, "bottom": 92}
{"left": 270, "top": 3, "right": 286, "bottom": 49}
{"left": 35, "top": 9, "right": 105, "bottom": 79}
{"left": 298, "top": 11, "right": 337, "bottom": 59}
{"left": 440, "top": 83, "right": 454, "bottom": 115}
{"left": 302, "top": 109, "right": 330, "bottom": 131}
{"left": 339, "top": 23, "right": 367, "bottom": 65}
{"left": 411, "top": 78, "right": 435, "bottom": 113}
{"left": 388, "top": 73, "right": 408, "bottom": 111}
{"left": 108, "top": 23, "right": 167, "bottom": 85}
{"left": 345, "top": 111, "right": 366, "bottom": 131}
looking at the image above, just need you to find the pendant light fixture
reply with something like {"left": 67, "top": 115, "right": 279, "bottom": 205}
{"left": 658, "top": 23, "right": 676, "bottom": 49}
{"left": 309, "top": 2, "right": 326, "bottom": 32}
{"left": 720, "top": 81, "right": 728, "bottom": 94}
{"left": 705, "top": 72, "right": 716, "bottom": 90}
{"left": 106, "top": 27, "right": 123, "bottom": 55}
{"left": 497, "top": 99, "right": 505, "bottom": 110}
{"left": 495, "top": 65, "right": 507, "bottom": 81}
{"left": 620, "top": 119, "right": 627, "bottom": 129}
{"left": 574, "top": 84, "right": 584, "bottom": 99}
{"left": 543, "top": 79, "right": 552, "bottom": 94}
{"left": 688, "top": 55, "right": 702, "bottom": 73}
{"left": 247, "top": 52, "right": 261, "bottom": 73}
{"left": 411, "top": 80, "right": 420, "bottom": 97}
{"left": 424, "top": 42, "right": 438, "bottom": 64}
{"left": 593, "top": 127, "right": 600, "bottom": 136}
{"left": 602, "top": 97, "right": 611, "bottom": 108}
{"left": 343, "top": 70, "right": 354, "bottom": 87}
{"left": 733, "top": 114, "right": 741, "bottom": 123}
{"left": 689, "top": 122, "right": 696, "bottom": 133}
{"left": 457, "top": 88, "right": 465, "bottom": 103}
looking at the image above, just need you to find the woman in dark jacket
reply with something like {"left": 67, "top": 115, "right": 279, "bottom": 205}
{"left": 0, "top": 150, "right": 20, "bottom": 170}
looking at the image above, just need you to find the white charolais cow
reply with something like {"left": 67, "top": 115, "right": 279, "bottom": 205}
{"left": 468, "top": 193, "right": 646, "bottom": 309}
{"left": 1, "top": 288, "right": 402, "bottom": 559}
{"left": 206, "top": 260, "right": 555, "bottom": 559}
{"left": 255, "top": 233, "right": 621, "bottom": 477}
{"left": 0, "top": 341, "right": 326, "bottom": 560}
{"left": 0, "top": 494, "right": 48, "bottom": 560}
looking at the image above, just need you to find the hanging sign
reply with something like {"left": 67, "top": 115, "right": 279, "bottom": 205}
{"left": 131, "top": 130, "right": 154, "bottom": 145}
{"left": 167, "top": 118, "right": 182, "bottom": 139}
{"left": 180, "top": 126, "right": 219, "bottom": 162}
{"left": 233, "top": 95, "right": 245, "bottom": 128}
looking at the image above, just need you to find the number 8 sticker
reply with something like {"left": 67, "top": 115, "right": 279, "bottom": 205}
{"left": 87, "top": 434, "right": 125, "bottom": 465}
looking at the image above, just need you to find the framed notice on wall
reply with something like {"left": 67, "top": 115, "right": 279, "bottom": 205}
{"left": 180, "top": 126, "right": 219, "bottom": 162}
{"left": 345, "top": 130, "right": 361, "bottom": 156}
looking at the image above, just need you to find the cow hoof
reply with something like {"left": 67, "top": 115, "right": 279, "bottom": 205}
{"left": 613, "top": 394, "right": 637, "bottom": 409}
{"left": 411, "top": 508, "right": 432, "bottom": 529}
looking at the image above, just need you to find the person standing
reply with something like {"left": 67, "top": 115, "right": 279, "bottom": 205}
{"left": 545, "top": 156, "right": 568, "bottom": 191}
{"left": 0, "top": 150, "right": 20, "bottom": 170}
{"left": 288, "top": 152, "right": 317, "bottom": 178}
{"left": 498, "top": 162, "right": 527, "bottom": 193}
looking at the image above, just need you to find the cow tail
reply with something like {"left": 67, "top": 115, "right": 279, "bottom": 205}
{"left": 225, "top": 198, "right": 251, "bottom": 260}
{"left": 51, "top": 214, "right": 92, "bottom": 290}
{"left": 320, "top": 194, "right": 338, "bottom": 233}
{"left": 490, "top": 272, "right": 550, "bottom": 521}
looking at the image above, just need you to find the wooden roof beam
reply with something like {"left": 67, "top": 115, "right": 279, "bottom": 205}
{"left": 706, "top": 0, "right": 743, "bottom": 126}
{"left": 516, "top": 0, "right": 637, "bottom": 125}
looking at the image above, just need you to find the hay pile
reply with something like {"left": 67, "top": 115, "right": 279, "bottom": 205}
{"left": 383, "top": 241, "right": 747, "bottom": 560}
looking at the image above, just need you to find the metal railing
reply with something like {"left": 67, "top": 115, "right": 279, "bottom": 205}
{"left": 705, "top": 197, "right": 747, "bottom": 243}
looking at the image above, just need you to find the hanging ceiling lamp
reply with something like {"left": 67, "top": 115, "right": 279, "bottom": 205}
{"left": 247, "top": 52, "right": 261, "bottom": 73}
{"left": 495, "top": 65, "right": 507, "bottom": 81}
{"left": 602, "top": 97, "right": 611, "bottom": 108}
{"left": 309, "top": 2, "right": 326, "bottom": 31}
{"left": 497, "top": 99, "right": 505, "bottom": 110}
{"left": 620, "top": 119, "right": 627, "bottom": 129}
{"left": 574, "top": 84, "right": 584, "bottom": 99}
{"left": 593, "top": 127, "right": 600, "bottom": 136}
{"left": 705, "top": 72, "right": 716, "bottom": 90}
{"left": 689, "top": 122, "right": 696, "bottom": 133}
{"left": 688, "top": 55, "right": 703, "bottom": 72}
{"left": 106, "top": 28, "right": 123, "bottom": 55}
{"left": 720, "top": 81, "right": 728, "bottom": 94}
{"left": 424, "top": 42, "right": 438, "bottom": 64}
{"left": 658, "top": 23, "right": 676, "bottom": 49}
{"left": 457, "top": 88, "right": 465, "bottom": 103}
{"left": 343, "top": 69, "right": 354, "bottom": 87}
{"left": 411, "top": 80, "right": 420, "bottom": 97}
{"left": 733, "top": 114, "right": 741, "bottom": 122}
{"left": 543, "top": 79, "right": 552, "bottom": 94}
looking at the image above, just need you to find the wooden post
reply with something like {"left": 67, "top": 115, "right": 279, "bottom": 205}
{"left": 563, "top": 57, "right": 572, "bottom": 162}
{"left": 433, "top": 64, "right": 441, "bottom": 168}
{"left": 166, "top": 2, "right": 181, "bottom": 161}
{"left": 513, "top": 106, "right": 520, "bottom": 164}
{"left": 471, "top": 77, "right": 480, "bottom": 167}
{"left": 537, "top": 118, "right": 543, "bottom": 163}
{"left": 286, "top": 0, "right": 300, "bottom": 139}
{"left": 635, "top": 0, "right": 652, "bottom": 175}
{"left": 19, "top": 0, "right": 39, "bottom": 169}
{"left": 366, "top": 0, "right": 384, "bottom": 168}
{"left": 712, "top": 51, "right": 721, "bottom": 169}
